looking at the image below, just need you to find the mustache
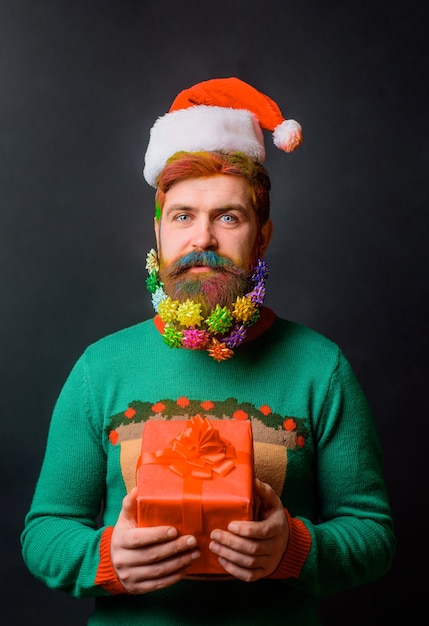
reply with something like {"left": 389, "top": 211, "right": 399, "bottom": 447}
{"left": 166, "top": 251, "right": 241, "bottom": 278}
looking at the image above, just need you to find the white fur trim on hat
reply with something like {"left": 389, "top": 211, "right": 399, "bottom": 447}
{"left": 143, "top": 106, "right": 265, "bottom": 188}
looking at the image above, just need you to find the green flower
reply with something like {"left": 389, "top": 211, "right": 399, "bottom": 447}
{"left": 163, "top": 325, "right": 183, "bottom": 348}
{"left": 146, "top": 271, "right": 161, "bottom": 294}
{"left": 205, "top": 305, "right": 233, "bottom": 334}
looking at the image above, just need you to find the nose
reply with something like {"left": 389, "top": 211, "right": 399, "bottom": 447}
{"left": 191, "top": 218, "right": 217, "bottom": 251}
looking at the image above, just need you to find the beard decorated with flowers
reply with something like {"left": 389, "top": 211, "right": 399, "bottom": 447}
{"left": 146, "top": 249, "right": 269, "bottom": 362}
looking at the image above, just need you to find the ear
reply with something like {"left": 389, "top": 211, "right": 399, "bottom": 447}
{"left": 154, "top": 216, "right": 160, "bottom": 250}
{"left": 257, "top": 219, "right": 273, "bottom": 257}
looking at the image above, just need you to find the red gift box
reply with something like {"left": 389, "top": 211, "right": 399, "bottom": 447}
{"left": 136, "top": 415, "right": 254, "bottom": 575}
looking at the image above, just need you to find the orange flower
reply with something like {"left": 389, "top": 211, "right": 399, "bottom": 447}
{"left": 151, "top": 402, "right": 165, "bottom": 413}
{"left": 296, "top": 435, "right": 305, "bottom": 448}
{"left": 124, "top": 407, "right": 136, "bottom": 419}
{"left": 232, "top": 409, "right": 249, "bottom": 421}
{"left": 109, "top": 430, "right": 119, "bottom": 445}
{"left": 176, "top": 396, "right": 190, "bottom": 408}
{"left": 283, "top": 418, "right": 297, "bottom": 431}
{"left": 259, "top": 404, "right": 272, "bottom": 416}
{"left": 207, "top": 338, "right": 234, "bottom": 362}
{"left": 201, "top": 400, "right": 214, "bottom": 411}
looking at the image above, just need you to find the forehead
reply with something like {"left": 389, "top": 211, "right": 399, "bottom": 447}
{"left": 162, "top": 175, "right": 253, "bottom": 211}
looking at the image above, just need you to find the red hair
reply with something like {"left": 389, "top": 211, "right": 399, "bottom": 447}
{"left": 155, "top": 151, "right": 271, "bottom": 226}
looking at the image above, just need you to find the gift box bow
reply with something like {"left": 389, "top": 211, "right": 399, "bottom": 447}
{"left": 141, "top": 414, "right": 236, "bottom": 480}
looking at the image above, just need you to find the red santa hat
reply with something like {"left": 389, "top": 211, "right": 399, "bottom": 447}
{"left": 143, "top": 77, "right": 303, "bottom": 187}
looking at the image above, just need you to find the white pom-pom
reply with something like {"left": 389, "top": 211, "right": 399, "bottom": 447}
{"left": 273, "top": 119, "right": 303, "bottom": 153}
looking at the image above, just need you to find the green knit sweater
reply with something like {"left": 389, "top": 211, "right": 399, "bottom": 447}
{"left": 21, "top": 309, "right": 396, "bottom": 625}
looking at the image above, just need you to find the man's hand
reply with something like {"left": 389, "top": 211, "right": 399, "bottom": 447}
{"left": 208, "top": 478, "right": 289, "bottom": 582}
{"left": 110, "top": 487, "right": 200, "bottom": 594}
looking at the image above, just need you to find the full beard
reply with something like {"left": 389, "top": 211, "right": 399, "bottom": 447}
{"left": 159, "top": 251, "right": 251, "bottom": 318}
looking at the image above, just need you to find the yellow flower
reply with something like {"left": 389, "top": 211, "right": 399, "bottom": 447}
{"left": 233, "top": 296, "right": 258, "bottom": 323}
{"left": 176, "top": 300, "right": 203, "bottom": 327}
{"left": 158, "top": 297, "right": 179, "bottom": 323}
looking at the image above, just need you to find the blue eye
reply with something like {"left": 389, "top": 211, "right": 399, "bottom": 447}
{"left": 176, "top": 214, "right": 191, "bottom": 222}
{"left": 220, "top": 214, "right": 237, "bottom": 223}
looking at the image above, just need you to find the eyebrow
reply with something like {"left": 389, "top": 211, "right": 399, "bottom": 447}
{"left": 164, "top": 203, "right": 249, "bottom": 215}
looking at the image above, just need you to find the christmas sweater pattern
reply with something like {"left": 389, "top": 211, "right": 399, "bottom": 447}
{"left": 107, "top": 396, "right": 309, "bottom": 498}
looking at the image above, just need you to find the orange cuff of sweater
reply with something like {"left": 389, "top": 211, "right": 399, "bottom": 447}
{"left": 267, "top": 509, "right": 312, "bottom": 579}
{"left": 95, "top": 526, "right": 128, "bottom": 594}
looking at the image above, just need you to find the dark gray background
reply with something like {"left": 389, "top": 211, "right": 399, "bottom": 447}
{"left": 1, "top": 1, "right": 427, "bottom": 623}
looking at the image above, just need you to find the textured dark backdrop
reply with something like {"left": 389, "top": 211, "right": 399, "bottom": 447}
{"left": 1, "top": 1, "right": 427, "bottom": 623}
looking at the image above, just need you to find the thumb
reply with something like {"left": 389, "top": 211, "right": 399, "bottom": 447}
{"left": 255, "top": 477, "right": 276, "bottom": 499}
{"left": 254, "top": 478, "right": 279, "bottom": 519}
{"left": 116, "top": 486, "right": 139, "bottom": 529}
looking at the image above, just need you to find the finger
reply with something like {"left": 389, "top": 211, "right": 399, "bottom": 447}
{"left": 117, "top": 487, "right": 139, "bottom": 528}
{"left": 124, "top": 557, "right": 198, "bottom": 595}
{"left": 133, "top": 534, "right": 199, "bottom": 563}
{"left": 215, "top": 555, "right": 265, "bottom": 583}
{"left": 137, "top": 544, "right": 201, "bottom": 578}
{"left": 209, "top": 530, "right": 268, "bottom": 558}
{"left": 227, "top": 518, "right": 273, "bottom": 539}
{"left": 117, "top": 540, "right": 201, "bottom": 594}
{"left": 254, "top": 478, "right": 278, "bottom": 506}
{"left": 212, "top": 514, "right": 276, "bottom": 540}
{"left": 209, "top": 536, "right": 267, "bottom": 561}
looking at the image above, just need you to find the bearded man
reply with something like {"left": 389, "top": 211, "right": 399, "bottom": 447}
{"left": 22, "top": 78, "right": 396, "bottom": 626}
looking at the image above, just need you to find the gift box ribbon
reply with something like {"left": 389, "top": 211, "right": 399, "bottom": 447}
{"left": 139, "top": 415, "right": 250, "bottom": 534}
